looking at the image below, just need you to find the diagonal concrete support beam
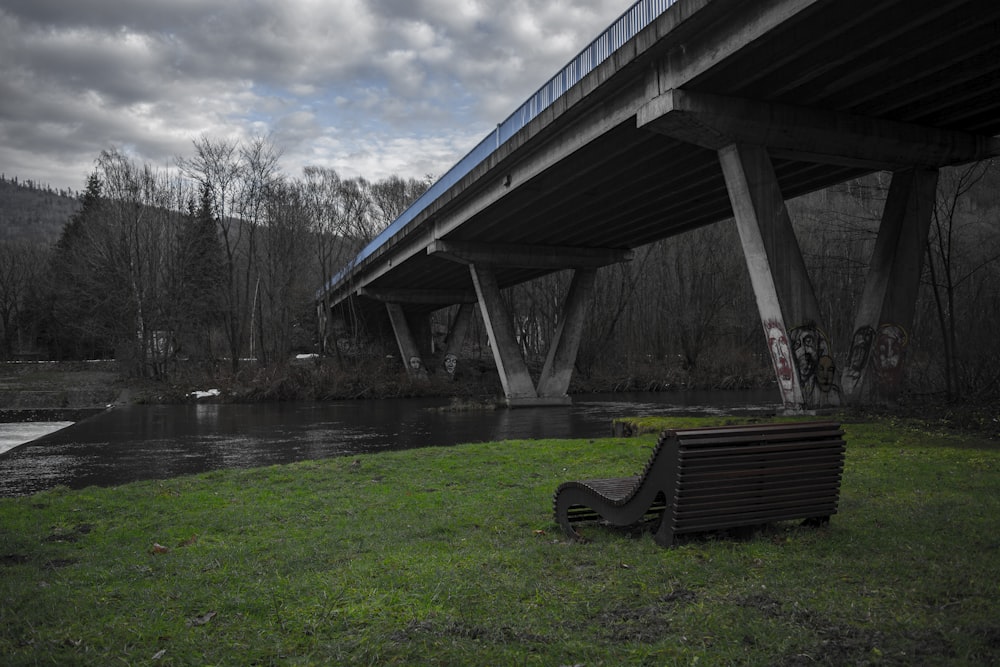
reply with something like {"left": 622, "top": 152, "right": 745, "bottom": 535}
{"left": 430, "top": 242, "right": 628, "bottom": 406}
{"left": 442, "top": 303, "right": 475, "bottom": 378}
{"left": 719, "top": 143, "right": 835, "bottom": 410}
{"left": 469, "top": 264, "right": 540, "bottom": 403}
{"left": 640, "top": 89, "right": 1000, "bottom": 170}
{"left": 385, "top": 303, "right": 428, "bottom": 381}
{"left": 537, "top": 268, "right": 598, "bottom": 399}
{"left": 842, "top": 167, "right": 938, "bottom": 404}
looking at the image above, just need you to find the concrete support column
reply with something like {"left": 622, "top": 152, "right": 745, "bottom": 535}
{"left": 719, "top": 143, "right": 831, "bottom": 410}
{"left": 385, "top": 303, "right": 428, "bottom": 381}
{"left": 469, "top": 264, "right": 539, "bottom": 402}
{"left": 842, "top": 167, "right": 938, "bottom": 403}
{"left": 442, "top": 303, "right": 475, "bottom": 377}
{"left": 537, "top": 268, "right": 597, "bottom": 398}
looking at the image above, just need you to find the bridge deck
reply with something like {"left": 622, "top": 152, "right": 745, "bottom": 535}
{"left": 324, "top": 0, "right": 1000, "bottom": 324}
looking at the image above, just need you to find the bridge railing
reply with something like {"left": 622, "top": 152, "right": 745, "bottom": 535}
{"left": 322, "top": 0, "right": 678, "bottom": 297}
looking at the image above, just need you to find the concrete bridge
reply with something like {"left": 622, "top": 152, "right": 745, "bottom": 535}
{"left": 318, "top": 0, "right": 1000, "bottom": 409}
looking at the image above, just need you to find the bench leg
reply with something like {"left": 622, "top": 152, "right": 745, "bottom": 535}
{"left": 802, "top": 515, "right": 831, "bottom": 528}
{"left": 652, "top": 519, "right": 675, "bottom": 547}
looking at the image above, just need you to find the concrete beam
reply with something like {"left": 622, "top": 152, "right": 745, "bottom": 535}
{"left": 719, "top": 143, "right": 818, "bottom": 410}
{"left": 442, "top": 303, "right": 475, "bottom": 377}
{"left": 469, "top": 264, "right": 538, "bottom": 402}
{"left": 536, "top": 268, "right": 597, "bottom": 399}
{"left": 385, "top": 303, "right": 428, "bottom": 381}
{"left": 639, "top": 89, "right": 1000, "bottom": 169}
{"left": 657, "top": 0, "right": 822, "bottom": 93}
{"left": 358, "top": 287, "right": 477, "bottom": 305}
{"left": 428, "top": 240, "right": 633, "bottom": 269}
{"left": 842, "top": 167, "right": 938, "bottom": 403}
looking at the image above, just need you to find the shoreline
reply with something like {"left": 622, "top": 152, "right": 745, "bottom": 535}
{"left": 1, "top": 360, "right": 997, "bottom": 439}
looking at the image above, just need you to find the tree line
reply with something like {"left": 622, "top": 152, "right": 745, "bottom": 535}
{"left": 1, "top": 138, "right": 429, "bottom": 380}
{"left": 0, "top": 140, "right": 997, "bottom": 402}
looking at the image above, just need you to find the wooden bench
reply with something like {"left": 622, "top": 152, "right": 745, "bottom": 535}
{"left": 553, "top": 421, "right": 846, "bottom": 547}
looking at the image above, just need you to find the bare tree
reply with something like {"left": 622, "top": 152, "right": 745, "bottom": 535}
{"left": 178, "top": 135, "right": 282, "bottom": 372}
{"left": 256, "top": 179, "right": 312, "bottom": 363}
{"left": 925, "top": 159, "right": 1000, "bottom": 398}
{"left": 300, "top": 167, "right": 371, "bottom": 355}
{"left": 367, "top": 175, "right": 431, "bottom": 237}
{"left": 43, "top": 150, "right": 183, "bottom": 375}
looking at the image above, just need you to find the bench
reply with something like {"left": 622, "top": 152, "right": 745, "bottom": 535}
{"left": 553, "top": 421, "right": 846, "bottom": 547}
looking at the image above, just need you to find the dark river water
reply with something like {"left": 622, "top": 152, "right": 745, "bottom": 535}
{"left": 0, "top": 390, "right": 780, "bottom": 497}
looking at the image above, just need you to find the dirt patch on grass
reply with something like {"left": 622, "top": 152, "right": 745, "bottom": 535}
{"left": 735, "top": 591, "right": 967, "bottom": 666}
{"left": 1, "top": 553, "right": 30, "bottom": 566}
{"left": 592, "top": 588, "right": 699, "bottom": 643}
{"left": 43, "top": 524, "right": 94, "bottom": 543}
{"left": 393, "top": 618, "right": 547, "bottom": 645}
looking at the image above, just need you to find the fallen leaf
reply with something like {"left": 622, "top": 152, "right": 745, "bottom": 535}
{"left": 177, "top": 534, "right": 198, "bottom": 548}
{"left": 150, "top": 543, "right": 171, "bottom": 554}
{"left": 187, "top": 611, "right": 217, "bottom": 627}
{"left": 152, "top": 649, "right": 167, "bottom": 660}
{"left": 533, "top": 529, "right": 547, "bottom": 536}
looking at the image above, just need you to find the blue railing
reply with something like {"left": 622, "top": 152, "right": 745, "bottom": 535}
{"left": 322, "top": 0, "right": 678, "bottom": 297}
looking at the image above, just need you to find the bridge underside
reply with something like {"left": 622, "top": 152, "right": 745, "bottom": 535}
{"left": 324, "top": 0, "right": 1000, "bottom": 409}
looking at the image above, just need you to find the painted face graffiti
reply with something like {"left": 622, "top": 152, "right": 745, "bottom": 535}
{"left": 841, "top": 324, "right": 875, "bottom": 394}
{"left": 816, "top": 355, "right": 836, "bottom": 392}
{"left": 873, "top": 323, "right": 908, "bottom": 389}
{"left": 847, "top": 325, "right": 875, "bottom": 374}
{"left": 790, "top": 324, "right": 828, "bottom": 386}
{"left": 789, "top": 323, "right": 837, "bottom": 406}
{"left": 765, "top": 320, "right": 795, "bottom": 394}
{"left": 443, "top": 353, "right": 458, "bottom": 375}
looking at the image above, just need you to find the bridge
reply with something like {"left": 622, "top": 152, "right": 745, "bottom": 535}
{"left": 318, "top": 0, "right": 1000, "bottom": 409}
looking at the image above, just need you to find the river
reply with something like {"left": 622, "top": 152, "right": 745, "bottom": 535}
{"left": 0, "top": 390, "right": 780, "bottom": 497}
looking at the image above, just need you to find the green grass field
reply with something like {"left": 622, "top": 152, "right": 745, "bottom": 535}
{"left": 1, "top": 417, "right": 998, "bottom": 665}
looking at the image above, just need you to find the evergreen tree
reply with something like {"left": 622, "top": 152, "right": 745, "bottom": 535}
{"left": 172, "top": 182, "right": 224, "bottom": 361}
{"left": 40, "top": 173, "right": 115, "bottom": 359}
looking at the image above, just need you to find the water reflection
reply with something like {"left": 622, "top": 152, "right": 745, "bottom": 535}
{"left": 0, "top": 390, "right": 780, "bottom": 497}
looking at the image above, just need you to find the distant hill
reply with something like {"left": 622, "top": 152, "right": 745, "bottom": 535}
{"left": 0, "top": 176, "right": 80, "bottom": 245}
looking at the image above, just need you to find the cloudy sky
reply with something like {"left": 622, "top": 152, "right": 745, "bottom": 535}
{"left": 0, "top": 0, "right": 633, "bottom": 193}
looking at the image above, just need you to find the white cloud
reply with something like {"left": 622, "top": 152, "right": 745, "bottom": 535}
{"left": 0, "top": 0, "right": 635, "bottom": 193}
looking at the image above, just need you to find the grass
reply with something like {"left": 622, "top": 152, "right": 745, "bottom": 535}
{"left": 1, "top": 417, "right": 998, "bottom": 665}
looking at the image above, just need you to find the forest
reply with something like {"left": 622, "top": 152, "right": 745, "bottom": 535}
{"left": 0, "top": 138, "right": 998, "bottom": 403}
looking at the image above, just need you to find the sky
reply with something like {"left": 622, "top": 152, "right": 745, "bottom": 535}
{"left": 0, "top": 0, "right": 634, "bottom": 194}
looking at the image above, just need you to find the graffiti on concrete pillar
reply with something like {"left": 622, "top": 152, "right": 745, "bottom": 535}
{"left": 815, "top": 354, "right": 841, "bottom": 406}
{"left": 790, "top": 322, "right": 840, "bottom": 406}
{"left": 842, "top": 325, "right": 875, "bottom": 395}
{"left": 764, "top": 320, "right": 795, "bottom": 396}
{"left": 790, "top": 323, "right": 825, "bottom": 387}
{"left": 443, "top": 353, "right": 458, "bottom": 376}
{"left": 408, "top": 356, "right": 424, "bottom": 372}
{"left": 873, "top": 323, "right": 908, "bottom": 391}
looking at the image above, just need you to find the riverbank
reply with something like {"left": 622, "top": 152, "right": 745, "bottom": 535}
{"left": 0, "top": 361, "right": 125, "bottom": 422}
{"left": 0, "top": 358, "right": 762, "bottom": 418}
{"left": 2, "top": 360, "right": 997, "bottom": 440}
{"left": 1, "top": 418, "right": 997, "bottom": 665}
